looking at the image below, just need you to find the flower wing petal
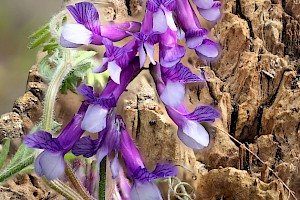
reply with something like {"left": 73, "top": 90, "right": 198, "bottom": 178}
{"left": 81, "top": 104, "right": 108, "bottom": 133}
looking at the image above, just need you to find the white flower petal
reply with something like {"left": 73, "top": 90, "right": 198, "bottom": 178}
{"left": 62, "top": 23, "right": 93, "bottom": 45}
{"left": 178, "top": 121, "right": 209, "bottom": 150}
{"left": 108, "top": 61, "right": 122, "bottom": 84}
{"left": 165, "top": 11, "right": 177, "bottom": 31}
{"left": 81, "top": 104, "right": 108, "bottom": 133}
{"left": 153, "top": 9, "right": 168, "bottom": 33}
{"left": 130, "top": 181, "right": 163, "bottom": 200}
{"left": 160, "top": 81, "right": 185, "bottom": 108}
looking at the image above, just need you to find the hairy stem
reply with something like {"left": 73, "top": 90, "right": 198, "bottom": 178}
{"left": 99, "top": 157, "right": 107, "bottom": 200}
{"left": 65, "top": 163, "right": 96, "bottom": 200}
{"left": 43, "top": 177, "right": 84, "bottom": 200}
{"left": 41, "top": 50, "right": 72, "bottom": 132}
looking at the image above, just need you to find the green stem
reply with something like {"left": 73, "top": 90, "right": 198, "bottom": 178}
{"left": 99, "top": 157, "right": 107, "bottom": 200}
{"left": 65, "top": 163, "right": 96, "bottom": 200}
{"left": 0, "top": 155, "right": 34, "bottom": 182}
{"left": 41, "top": 50, "right": 72, "bottom": 132}
{"left": 43, "top": 177, "right": 84, "bottom": 200}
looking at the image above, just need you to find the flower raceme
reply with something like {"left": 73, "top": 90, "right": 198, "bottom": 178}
{"left": 24, "top": 0, "right": 223, "bottom": 198}
{"left": 24, "top": 103, "right": 88, "bottom": 180}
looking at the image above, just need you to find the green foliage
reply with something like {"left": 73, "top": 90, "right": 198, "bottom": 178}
{"left": 0, "top": 143, "right": 35, "bottom": 183}
{"left": 28, "top": 24, "right": 51, "bottom": 49}
{"left": 0, "top": 138, "right": 10, "bottom": 170}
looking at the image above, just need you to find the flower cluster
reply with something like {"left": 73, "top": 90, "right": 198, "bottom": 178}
{"left": 24, "top": 1, "right": 221, "bottom": 199}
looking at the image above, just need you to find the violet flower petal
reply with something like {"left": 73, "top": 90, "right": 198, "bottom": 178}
{"left": 100, "top": 22, "right": 141, "bottom": 41}
{"left": 81, "top": 104, "right": 108, "bottom": 133}
{"left": 192, "top": 0, "right": 214, "bottom": 9}
{"left": 185, "top": 29, "right": 208, "bottom": 49}
{"left": 130, "top": 181, "right": 163, "bottom": 200}
{"left": 161, "top": 63, "right": 205, "bottom": 83}
{"left": 94, "top": 57, "right": 109, "bottom": 73}
{"left": 66, "top": 2, "right": 101, "bottom": 35}
{"left": 72, "top": 136, "right": 100, "bottom": 157}
{"left": 146, "top": 0, "right": 160, "bottom": 12}
{"left": 195, "top": 38, "right": 219, "bottom": 58}
{"left": 198, "top": 2, "right": 221, "bottom": 21}
{"left": 160, "top": 45, "right": 185, "bottom": 68}
{"left": 34, "top": 151, "right": 65, "bottom": 180}
{"left": 24, "top": 131, "right": 62, "bottom": 152}
{"left": 184, "top": 106, "right": 220, "bottom": 122}
{"left": 77, "top": 84, "right": 94, "bottom": 100}
{"left": 152, "top": 163, "right": 177, "bottom": 178}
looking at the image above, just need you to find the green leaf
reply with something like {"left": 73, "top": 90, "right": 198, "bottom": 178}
{"left": 73, "top": 51, "right": 97, "bottom": 66}
{"left": 60, "top": 62, "right": 94, "bottom": 94}
{"left": 6, "top": 144, "right": 31, "bottom": 169}
{"left": 43, "top": 42, "right": 59, "bottom": 54}
{"left": 29, "top": 31, "right": 51, "bottom": 49}
{"left": 0, "top": 138, "right": 10, "bottom": 170}
{"left": 19, "top": 164, "right": 34, "bottom": 174}
{"left": 0, "top": 155, "right": 34, "bottom": 182}
{"left": 29, "top": 24, "right": 49, "bottom": 40}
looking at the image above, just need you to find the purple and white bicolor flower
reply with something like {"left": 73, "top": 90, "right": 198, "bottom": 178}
{"left": 151, "top": 64, "right": 219, "bottom": 149}
{"left": 176, "top": 0, "right": 219, "bottom": 58}
{"left": 156, "top": 63, "right": 205, "bottom": 108}
{"left": 165, "top": 104, "right": 220, "bottom": 150}
{"left": 146, "top": 0, "right": 177, "bottom": 33}
{"left": 192, "top": 0, "right": 222, "bottom": 21}
{"left": 60, "top": 2, "right": 141, "bottom": 48}
{"left": 131, "top": 31, "right": 159, "bottom": 68}
{"left": 78, "top": 84, "right": 117, "bottom": 133}
{"left": 79, "top": 57, "right": 141, "bottom": 133}
{"left": 93, "top": 38, "right": 138, "bottom": 84}
{"left": 159, "top": 28, "right": 186, "bottom": 68}
{"left": 23, "top": 103, "right": 88, "bottom": 180}
{"left": 120, "top": 122, "right": 177, "bottom": 200}
{"left": 72, "top": 112, "right": 122, "bottom": 179}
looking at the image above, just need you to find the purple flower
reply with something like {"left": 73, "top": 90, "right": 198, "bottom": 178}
{"left": 159, "top": 28, "right": 186, "bottom": 68}
{"left": 23, "top": 103, "right": 88, "bottom": 180}
{"left": 60, "top": 2, "right": 141, "bottom": 47}
{"left": 166, "top": 104, "right": 220, "bottom": 149}
{"left": 78, "top": 84, "right": 117, "bottom": 133}
{"left": 120, "top": 122, "right": 176, "bottom": 199}
{"left": 133, "top": 31, "right": 159, "bottom": 67}
{"left": 175, "top": 0, "right": 219, "bottom": 58}
{"left": 73, "top": 111, "right": 122, "bottom": 178}
{"left": 154, "top": 63, "right": 205, "bottom": 108}
{"left": 193, "top": 0, "right": 222, "bottom": 21}
{"left": 78, "top": 57, "right": 141, "bottom": 133}
{"left": 127, "top": 11, "right": 160, "bottom": 68}
{"left": 146, "top": 0, "right": 177, "bottom": 33}
{"left": 150, "top": 64, "right": 219, "bottom": 149}
{"left": 93, "top": 38, "right": 138, "bottom": 84}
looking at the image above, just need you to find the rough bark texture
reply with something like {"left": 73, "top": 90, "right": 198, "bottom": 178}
{"left": 0, "top": 0, "right": 299, "bottom": 199}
